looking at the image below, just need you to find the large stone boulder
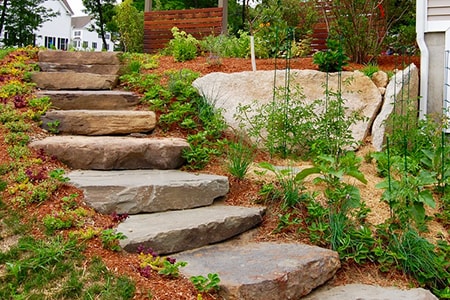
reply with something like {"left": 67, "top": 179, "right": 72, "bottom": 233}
{"left": 68, "top": 170, "right": 229, "bottom": 214}
{"left": 175, "top": 242, "right": 341, "bottom": 300}
{"left": 371, "top": 64, "right": 419, "bottom": 151}
{"left": 41, "top": 110, "right": 156, "bottom": 135}
{"left": 302, "top": 284, "right": 438, "bottom": 300}
{"left": 29, "top": 136, "right": 189, "bottom": 170}
{"left": 193, "top": 70, "right": 382, "bottom": 148}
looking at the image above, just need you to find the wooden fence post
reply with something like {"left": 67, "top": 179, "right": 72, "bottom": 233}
{"left": 219, "top": 0, "right": 228, "bottom": 35}
{"left": 145, "top": 0, "right": 152, "bottom": 12}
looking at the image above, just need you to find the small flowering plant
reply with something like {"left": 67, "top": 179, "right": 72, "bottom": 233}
{"left": 137, "top": 245, "right": 187, "bottom": 278}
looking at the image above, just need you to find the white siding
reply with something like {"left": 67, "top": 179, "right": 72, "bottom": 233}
{"left": 427, "top": 0, "right": 450, "bottom": 31}
{"left": 35, "top": 0, "right": 72, "bottom": 50}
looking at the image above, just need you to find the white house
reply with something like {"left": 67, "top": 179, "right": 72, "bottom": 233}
{"left": 416, "top": 0, "right": 450, "bottom": 121}
{"left": 35, "top": 0, "right": 74, "bottom": 50}
{"left": 71, "top": 16, "right": 115, "bottom": 51}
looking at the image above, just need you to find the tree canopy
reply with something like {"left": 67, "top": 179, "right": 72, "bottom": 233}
{"left": 82, "top": 0, "right": 117, "bottom": 50}
{"left": 0, "top": 0, "right": 58, "bottom": 47}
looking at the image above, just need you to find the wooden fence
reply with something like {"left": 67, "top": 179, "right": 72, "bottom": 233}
{"left": 144, "top": 7, "right": 223, "bottom": 53}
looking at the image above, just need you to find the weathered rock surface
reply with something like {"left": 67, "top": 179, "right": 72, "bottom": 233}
{"left": 371, "top": 70, "right": 389, "bottom": 89}
{"left": 31, "top": 72, "right": 119, "bottom": 90}
{"left": 41, "top": 110, "right": 156, "bottom": 135}
{"left": 29, "top": 136, "right": 189, "bottom": 170}
{"left": 39, "top": 63, "right": 122, "bottom": 75}
{"left": 371, "top": 64, "right": 419, "bottom": 151}
{"left": 36, "top": 90, "right": 140, "bottom": 110}
{"left": 68, "top": 170, "right": 229, "bottom": 214}
{"left": 302, "top": 284, "right": 438, "bottom": 300}
{"left": 117, "top": 205, "right": 266, "bottom": 254}
{"left": 193, "top": 70, "right": 382, "bottom": 147}
{"left": 38, "top": 50, "right": 122, "bottom": 66}
{"left": 175, "top": 242, "right": 341, "bottom": 300}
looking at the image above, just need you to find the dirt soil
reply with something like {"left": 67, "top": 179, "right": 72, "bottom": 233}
{"left": 1, "top": 54, "right": 432, "bottom": 300}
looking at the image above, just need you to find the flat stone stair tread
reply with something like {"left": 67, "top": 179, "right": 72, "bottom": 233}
{"left": 174, "top": 242, "right": 341, "bottom": 300}
{"left": 38, "top": 50, "right": 122, "bottom": 65}
{"left": 117, "top": 205, "right": 266, "bottom": 254}
{"left": 31, "top": 72, "right": 119, "bottom": 90}
{"left": 29, "top": 136, "right": 189, "bottom": 170}
{"left": 39, "top": 62, "right": 121, "bottom": 75}
{"left": 41, "top": 110, "right": 156, "bottom": 135}
{"left": 301, "top": 284, "right": 438, "bottom": 300}
{"left": 36, "top": 90, "right": 140, "bottom": 110}
{"left": 68, "top": 169, "right": 229, "bottom": 214}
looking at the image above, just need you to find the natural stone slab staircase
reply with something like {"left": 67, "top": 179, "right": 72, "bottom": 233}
{"left": 41, "top": 110, "right": 156, "bottom": 135}
{"left": 28, "top": 50, "right": 352, "bottom": 299}
{"left": 68, "top": 170, "right": 229, "bottom": 214}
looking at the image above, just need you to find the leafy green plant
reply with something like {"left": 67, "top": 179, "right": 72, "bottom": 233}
{"left": 137, "top": 246, "right": 187, "bottom": 278}
{"left": 361, "top": 63, "right": 380, "bottom": 78}
{"left": 46, "top": 119, "right": 60, "bottom": 134}
{"left": 273, "top": 212, "right": 302, "bottom": 234}
{"left": 100, "top": 229, "right": 126, "bottom": 251}
{"left": 313, "top": 39, "right": 349, "bottom": 72}
{"left": 258, "top": 162, "right": 307, "bottom": 209}
{"left": 190, "top": 273, "right": 221, "bottom": 293}
{"left": 49, "top": 168, "right": 70, "bottom": 182}
{"left": 168, "top": 27, "right": 199, "bottom": 62}
{"left": 376, "top": 169, "right": 436, "bottom": 231}
{"left": 42, "top": 212, "right": 74, "bottom": 234}
{"left": 226, "top": 139, "right": 255, "bottom": 180}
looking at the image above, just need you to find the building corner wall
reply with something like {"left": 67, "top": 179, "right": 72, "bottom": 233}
{"left": 425, "top": 32, "right": 445, "bottom": 116}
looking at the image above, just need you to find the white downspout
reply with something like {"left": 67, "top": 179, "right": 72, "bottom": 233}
{"left": 416, "top": 0, "right": 429, "bottom": 119}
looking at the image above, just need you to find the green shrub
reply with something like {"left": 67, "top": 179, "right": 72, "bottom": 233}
{"left": 313, "top": 39, "right": 349, "bottom": 72}
{"left": 168, "top": 27, "right": 199, "bottom": 62}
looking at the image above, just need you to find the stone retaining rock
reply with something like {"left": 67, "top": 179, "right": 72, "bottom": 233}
{"left": 41, "top": 110, "right": 156, "bottom": 135}
{"left": 117, "top": 205, "right": 266, "bottom": 254}
{"left": 68, "top": 170, "right": 229, "bottom": 214}
{"left": 302, "top": 284, "right": 438, "bottom": 300}
{"left": 175, "top": 242, "right": 341, "bottom": 300}
{"left": 371, "top": 64, "right": 419, "bottom": 151}
{"left": 38, "top": 50, "right": 122, "bottom": 66}
{"left": 193, "top": 70, "right": 382, "bottom": 148}
{"left": 29, "top": 136, "right": 188, "bottom": 170}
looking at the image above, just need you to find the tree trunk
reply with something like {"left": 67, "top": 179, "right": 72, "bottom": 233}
{"left": 0, "top": 0, "right": 8, "bottom": 37}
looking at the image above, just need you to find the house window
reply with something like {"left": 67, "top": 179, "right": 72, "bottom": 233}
{"left": 74, "top": 30, "right": 81, "bottom": 37}
{"left": 92, "top": 42, "right": 97, "bottom": 49}
{"left": 97, "top": 33, "right": 110, "bottom": 40}
{"left": 73, "top": 40, "right": 79, "bottom": 48}
{"left": 82, "top": 41, "right": 88, "bottom": 49}
{"left": 44, "top": 36, "right": 56, "bottom": 49}
{"left": 57, "top": 38, "right": 68, "bottom": 50}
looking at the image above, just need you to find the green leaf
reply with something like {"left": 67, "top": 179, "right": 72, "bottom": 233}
{"left": 418, "top": 190, "right": 436, "bottom": 208}
{"left": 295, "top": 167, "right": 321, "bottom": 182}
{"left": 346, "top": 170, "right": 368, "bottom": 184}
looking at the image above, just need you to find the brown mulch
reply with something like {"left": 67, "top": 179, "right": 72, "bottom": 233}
{"left": 1, "top": 54, "right": 426, "bottom": 300}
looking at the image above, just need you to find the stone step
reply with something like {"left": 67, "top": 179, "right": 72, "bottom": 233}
{"left": 36, "top": 90, "right": 140, "bottom": 110}
{"left": 117, "top": 205, "right": 265, "bottom": 254}
{"left": 29, "top": 136, "right": 189, "bottom": 170}
{"left": 174, "top": 242, "right": 340, "bottom": 300}
{"left": 38, "top": 50, "right": 122, "bottom": 75}
{"left": 68, "top": 170, "right": 229, "bottom": 214}
{"left": 41, "top": 110, "right": 156, "bottom": 135}
{"left": 31, "top": 72, "right": 119, "bottom": 90}
{"left": 302, "top": 284, "right": 438, "bottom": 300}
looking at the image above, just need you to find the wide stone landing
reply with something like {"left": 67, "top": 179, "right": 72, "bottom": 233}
{"left": 174, "top": 242, "right": 341, "bottom": 300}
{"left": 117, "top": 205, "right": 266, "bottom": 254}
{"left": 41, "top": 110, "right": 156, "bottom": 135}
{"left": 31, "top": 72, "right": 119, "bottom": 90}
{"left": 36, "top": 90, "right": 140, "bottom": 110}
{"left": 68, "top": 170, "right": 229, "bottom": 214}
{"left": 29, "top": 136, "right": 189, "bottom": 170}
{"left": 302, "top": 284, "right": 438, "bottom": 300}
